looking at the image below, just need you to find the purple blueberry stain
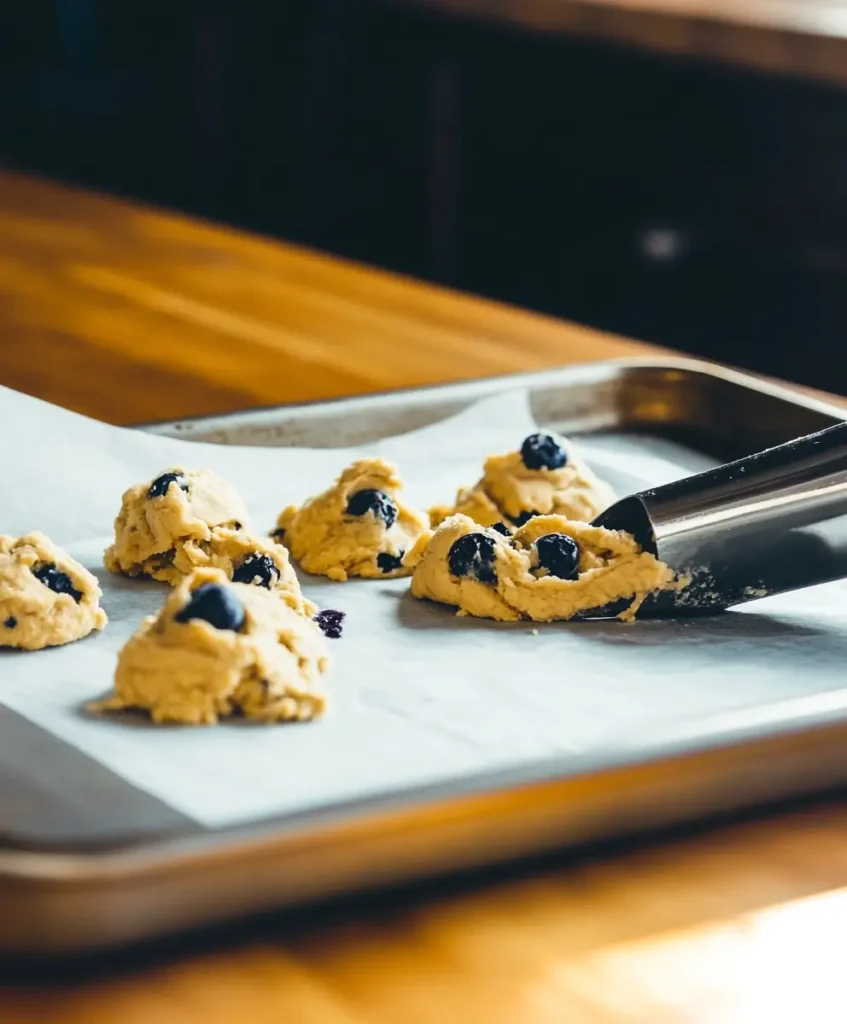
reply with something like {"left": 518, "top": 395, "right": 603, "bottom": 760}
{"left": 314, "top": 609, "right": 345, "bottom": 639}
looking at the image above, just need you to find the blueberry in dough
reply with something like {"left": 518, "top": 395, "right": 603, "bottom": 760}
{"left": 376, "top": 551, "right": 404, "bottom": 573}
{"left": 534, "top": 533, "right": 580, "bottom": 580}
{"left": 147, "top": 471, "right": 189, "bottom": 499}
{"left": 490, "top": 522, "right": 511, "bottom": 536}
{"left": 232, "top": 553, "right": 280, "bottom": 589}
{"left": 448, "top": 533, "right": 497, "bottom": 584}
{"left": 520, "top": 433, "right": 567, "bottom": 472}
{"left": 33, "top": 563, "right": 83, "bottom": 602}
{"left": 509, "top": 510, "right": 539, "bottom": 528}
{"left": 345, "top": 489, "right": 398, "bottom": 528}
{"left": 175, "top": 583, "right": 245, "bottom": 632}
{"left": 3, "top": 617, "right": 16, "bottom": 629}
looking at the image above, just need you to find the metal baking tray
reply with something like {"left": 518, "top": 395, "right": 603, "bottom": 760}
{"left": 4, "top": 356, "right": 847, "bottom": 956}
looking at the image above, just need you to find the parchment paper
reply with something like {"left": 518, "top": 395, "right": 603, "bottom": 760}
{"left": 2, "top": 384, "right": 847, "bottom": 830}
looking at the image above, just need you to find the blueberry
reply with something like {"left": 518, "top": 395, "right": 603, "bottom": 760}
{"left": 534, "top": 533, "right": 580, "bottom": 580}
{"left": 448, "top": 533, "right": 497, "bottom": 584}
{"left": 491, "top": 522, "right": 511, "bottom": 536}
{"left": 3, "top": 617, "right": 16, "bottom": 629}
{"left": 520, "top": 433, "right": 567, "bottom": 471}
{"left": 175, "top": 583, "right": 245, "bottom": 631}
{"left": 232, "top": 553, "right": 280, "bottom": 589}
{"left": 148, "top": 471, "right": 189, "bottom": 499}
{"left": 271, "top": 527, "right": 286, "bottom": 542}
{"left": 314, "top": 608, "right": 345, "bottom": 639}
{"left": 376, "top": 551, "right": 405, "bottom": 574}
{"left": 33, "top": 564, "right": 82, "bottom": 602}
{"left": 509, "top": 510, "right": 539, "bottom": 528}
{"left": 345, "top": 489, "right": 397, "bottom": 528}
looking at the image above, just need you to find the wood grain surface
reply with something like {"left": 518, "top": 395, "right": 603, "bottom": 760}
{"left": 3, "top": 171, "right": 847, "bottom": 1022}
{"left": 403, "top": 0, "right": 847, "bottom": 86}
{"left": 0, "top": 171, "right": 646, "bottom": 426}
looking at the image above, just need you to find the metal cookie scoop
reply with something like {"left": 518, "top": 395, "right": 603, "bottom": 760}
{"left": 590, "top": 420, "right": 847, "bottom": 617}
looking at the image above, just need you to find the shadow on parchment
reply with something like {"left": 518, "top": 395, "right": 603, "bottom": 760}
{"left": 394, "top": 588, "right": 839, "bottom": 646}
{"left": 75, "top": 701, "right": 326, "bottom": 730}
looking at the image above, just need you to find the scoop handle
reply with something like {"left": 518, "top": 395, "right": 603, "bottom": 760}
{"left": 639, "top": 419, "right": 847, "bottom": 515}
{"left": 594, "top": 419, "right": 847, "bottom": 614}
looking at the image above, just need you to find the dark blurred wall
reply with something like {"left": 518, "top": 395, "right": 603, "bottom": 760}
{"left": 1, "top": 2, "right": 846, "bottom": 390}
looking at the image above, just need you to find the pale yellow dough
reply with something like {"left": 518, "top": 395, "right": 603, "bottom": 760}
{"left": 94, "top": 568, "right": 328, "bottom": 726}
{"left": 105, "top": 467, "right": 311, "bottom": 612}
{"left": 0, "top": 533, "right": 107, "bottom": 650}
{"left": 409, "top": 513, "right": 681, "bottom": 622}
{"left": 277, "top": 458, "right": 428, "bottom": 581}
{"left": 430, "top": 439, "right": 614, "bottom": 530}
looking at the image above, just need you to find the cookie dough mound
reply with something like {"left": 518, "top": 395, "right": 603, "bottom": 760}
{"left": 430, "top": 432, "right": 614, "bottom": 531}
{"left": 105, "top": 467, "right": 249, "bottom": 583}
{"left": 0, "top": 532, "right": 107, "bottom": 650}
{"left": 94, "top": 568, "right": 328, "bottom": 726}
{"left": 409, "top": 513, "right": 680, "bottom": 622}
{"left": 277, "top": 458, "right": 428, "bottom": 581}
{"left": 105, "top": 467, "right": 311, "bottom": 609}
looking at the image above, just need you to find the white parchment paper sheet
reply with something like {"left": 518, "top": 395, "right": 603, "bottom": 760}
{"left": 2, "top": 384, "right": 847, "bottom": 829}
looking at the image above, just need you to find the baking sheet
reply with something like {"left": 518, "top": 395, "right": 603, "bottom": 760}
{"left": 2, "top": 383, "right": 847, "bottom": 833}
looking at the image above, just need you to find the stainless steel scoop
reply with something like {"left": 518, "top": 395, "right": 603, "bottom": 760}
{"left": 590, "top": 419, "right": 847, "bottom": 617}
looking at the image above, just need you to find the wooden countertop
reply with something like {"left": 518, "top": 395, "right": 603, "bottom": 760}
{"left": 403, "top": 0, "right": 847, "bottom": 86}
{"left": 0, "top": 171, "right": 646, "bottom": 426}
{"left": 5, "top": 172, "right": 847, "bottom": 1022}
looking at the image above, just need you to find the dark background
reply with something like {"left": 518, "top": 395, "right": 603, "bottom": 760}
{"left": 2, "top": 1, "right": 846, "bottom": 390}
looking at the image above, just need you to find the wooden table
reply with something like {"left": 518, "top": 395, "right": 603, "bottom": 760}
{"left": 4, "top": 172, "right": 847, "bottom": 1022}
{"left": 403, "top": 0, "right": 847, "bottom": 86}
{"left": 0, "top": 171, "right": 647, "bottom": 426}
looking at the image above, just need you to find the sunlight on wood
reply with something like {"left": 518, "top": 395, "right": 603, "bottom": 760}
{"left": 0, "top": 171, "right": 647, "bottom": 425}
{"left": 547, "top": 885, "right": 847, "bottom": 1022}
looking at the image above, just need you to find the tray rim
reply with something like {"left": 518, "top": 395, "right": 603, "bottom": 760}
{"left": 5, "top": 684, "right": 847, "bottom": 879}
{"left": 6, "top": 687, "right": 847, "bottom": 953}
{"left": 5, "top": 356, "right": 847, "bottom": 953}
{"left": 138, "top": 355, "right": 847, "bottom": 437}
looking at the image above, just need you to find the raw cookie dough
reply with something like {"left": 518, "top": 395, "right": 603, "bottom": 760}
{"left": 430, "top": 432, "right": 614, "bottom": 531}
{"left": 409, "top": 513, "right": 681, "bottom": 622}
{"left": 105, "top": 467, "right": 312, "bottom": 612}
{"left": 0, "top": 532, "right": 107, "bottom": 650}
{"left": 276, "top": 458, "right": 428, "bottom": 581}
{"left": 94, "top": 568, "right": 328, "bottom": 725}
